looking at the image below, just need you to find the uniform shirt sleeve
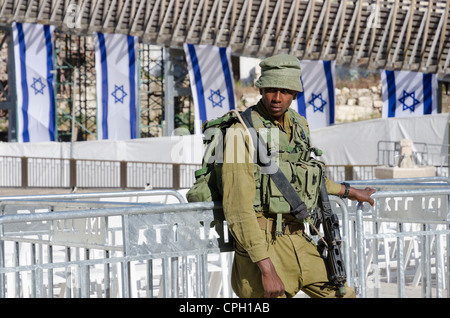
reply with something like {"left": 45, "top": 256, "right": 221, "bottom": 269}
{"left": 221, "top": 122, "right": 270, "bottom": 263}
{"left": 325, "top": 178, "right": 342, "bottom": 195}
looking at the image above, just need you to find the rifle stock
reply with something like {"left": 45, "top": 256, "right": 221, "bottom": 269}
{"left": 313, "top": 178, "right": 347, "bottom": 296}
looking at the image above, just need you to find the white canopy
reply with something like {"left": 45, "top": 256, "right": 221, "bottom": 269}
{"left": 0, "top": 114, "right": 448, "bottom": 166}
{"left": 311, "top": 113, "right": 449, "bottom": 166}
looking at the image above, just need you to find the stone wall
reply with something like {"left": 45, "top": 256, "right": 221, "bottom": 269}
{"left": 236, "top": 85, "right": 384, "bottom": 123}
{"left": 335, "top": 85, "right": 383, "bottom": 123}
{"left": 237, "top": 83, "right": 450, "bottom": 124}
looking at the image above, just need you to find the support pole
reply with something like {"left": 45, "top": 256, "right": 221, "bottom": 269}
{"left": 164, "top": 48, "right": 175, "bottom": 136}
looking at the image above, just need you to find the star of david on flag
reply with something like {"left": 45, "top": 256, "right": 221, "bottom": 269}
{"left": 292, "top": 60, "right": 335, "bottom": 130}
{"left": 95, "top": 32, "right": 139, "bottom": 140}
{"left": 309, "top": 93, "right": 327, "bottom": 112}
{"left": 12, "top": 22, "right": 56, "bottom": 142}
{"left": 399, "top": 90, "right": 420, "bottom": 112}
{"left": 31, "top": 77, "right": 46, "bottom": 95}
{"left": 381, "top": 70, "right": 437, "bottom": 118}
{"left": 184, "top": 44, "right": 236, "bottom": 135}
{"left": 112, "top": 85, "right": 127, "bottom": 104}
{"left": 208, "top": 89, "right": 226, "bottom": 108}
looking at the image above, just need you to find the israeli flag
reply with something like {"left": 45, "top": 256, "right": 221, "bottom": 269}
{"left": 12, "top": 22, "right": 56, "bottom": 142}
{"left": 292, "top": 60, "right": 335, "bottom": 130}
{"left": 184, "top": 44, "right": 236, "bottom": 135}
{"left": 95, "top": 32, "right": 139, "bottom": 140}
{"left": 381, "top": 70, "right": 437, "bottom": 118}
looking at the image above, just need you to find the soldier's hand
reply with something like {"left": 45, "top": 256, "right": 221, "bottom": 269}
{"left": 257, "top": 258, "right": 285, "bottom": 298}
{"left": 348, "top": 187, "right": 376, "bottom": 206}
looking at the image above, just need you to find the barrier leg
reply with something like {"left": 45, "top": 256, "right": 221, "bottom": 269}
{"left": 356, "top": 202, "right": 366, "bottom": 298}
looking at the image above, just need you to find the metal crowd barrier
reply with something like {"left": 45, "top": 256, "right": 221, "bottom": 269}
{"left": 346, "top": 177, "right": 450, "bottom": 298}
{"left": 0, "top": 190, "right": 235, "bottom": 298}
{"left": 1, "top": 177, "right": 449, "bottom": 298}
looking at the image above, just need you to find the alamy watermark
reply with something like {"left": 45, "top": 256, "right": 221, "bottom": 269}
{"left": 368, "top": 4, "right": 381, "bottom": 29}
{"left": 366, "top": 264, "right": 381, "bottom": 289}
{"left": 65, "top": 3, "right": 82, "bottom": 29}
{"left": 170, "top": 126, "right": 283, "bottom": 174}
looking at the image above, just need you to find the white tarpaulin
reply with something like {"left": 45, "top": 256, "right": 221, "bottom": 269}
{"left": 310, "top": 113, "right": 449, "bottom": 165}
{"left": 0, "top": 114, "right": 448, "bottom": 166}
{"left": 0, "top": 134, "right": 204, "bottom": 163}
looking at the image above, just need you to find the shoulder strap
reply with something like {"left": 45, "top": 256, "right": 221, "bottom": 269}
{"left": 202, "top": 109, "right": 240, "bottom": 132}
{"left": 240, "top": 108, "right": 308, "bottom": 221}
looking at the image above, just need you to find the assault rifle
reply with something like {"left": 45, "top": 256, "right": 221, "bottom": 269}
{"left": 310, "top": 178, "right": 347, "bottom": 296}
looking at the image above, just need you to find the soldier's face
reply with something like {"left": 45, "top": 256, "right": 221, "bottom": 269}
{"left": 260, "top": 88, "right": 298, "bottom": 122}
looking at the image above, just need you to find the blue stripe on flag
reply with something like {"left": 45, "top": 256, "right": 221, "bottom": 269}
{"left": 44, "top": 25, "right": 56, "bottom": 141}
{"left": 17, "top": 23, "right": 30, "bottom": 142}
{"left": 423, "top": 73, "right": 433, "bottom": 115}
{"left": 219, "top": 47, "right": 235, "bottom": 110}
{"left": 386, "top": 70, "right": 397, "bottom": 118}
{"left": 187, "top": 44, "right": 207, "bottom": 123}
{"left": 98, "top": 33, "right": 109, "bottom": 139}
{"left": 323, "top": 61, "right": 335, "bottom": 125}
{"left": 127, "top": 35, "right": 137, "bottom": 139}
{"left": 296, "top": 76, "right": 307, "bottom": 118}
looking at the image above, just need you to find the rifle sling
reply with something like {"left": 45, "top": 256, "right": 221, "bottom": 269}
{"left": 240, "top": 108, "right": 307, "bottom": 219}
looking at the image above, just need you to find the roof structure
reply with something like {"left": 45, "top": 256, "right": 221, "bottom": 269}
{"left": 0, "top": 0, "right": 450, "bottom": 79}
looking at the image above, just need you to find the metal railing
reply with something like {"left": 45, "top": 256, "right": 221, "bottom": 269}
{"left": 346, "top": 177, "right": 450, "bottom": 298}
{"left": 0, "top": 156, "right": 200, "bottom": 190}
{"left": 377, "top": 141, "right": 449, "bottom": 168}
{"left": 0, "top": 190, "right": 351, "bottom": 298}
{"left": 1, "top": 155, "right": 448, "bottom": 191}
{"left": 0, "top": 190, "right": 236, "bottom": 298}
{"left": 1, "top": 178, "right": 450, "bottom": 298}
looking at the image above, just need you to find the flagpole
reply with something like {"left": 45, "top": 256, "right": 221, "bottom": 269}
{"left": 71, "top": 67, "right": 77, "bottom": 159}
{"left": 164, "top": 47, "right": 174, "bottom": 136}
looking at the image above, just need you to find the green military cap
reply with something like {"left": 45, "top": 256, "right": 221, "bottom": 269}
{"left": 255, "top": 54, "right": 303, "bottom": 92}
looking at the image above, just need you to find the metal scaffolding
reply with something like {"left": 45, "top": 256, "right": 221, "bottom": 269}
{"left": 54, "top": 32, "right": 97, "bottom": 141}
{"left": 0, "top": 28, "right": 193, "bottom": 141}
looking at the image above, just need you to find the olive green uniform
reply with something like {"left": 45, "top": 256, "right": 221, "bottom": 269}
{"left": 222, "top": 101, "right": 355, "bottom": 298}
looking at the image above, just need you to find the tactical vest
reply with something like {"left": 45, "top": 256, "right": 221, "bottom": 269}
{"left": 186, "top": 106, "right": 324, "bottom": 220}
{"left": 247, "top": 106, "right": 324, "bottom": 217}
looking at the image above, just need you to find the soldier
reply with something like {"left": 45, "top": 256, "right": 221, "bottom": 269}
{"left": 221, "top": 54, "right": 376, "bottom": 298}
